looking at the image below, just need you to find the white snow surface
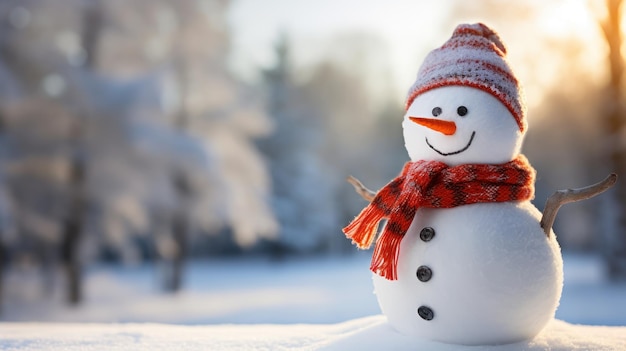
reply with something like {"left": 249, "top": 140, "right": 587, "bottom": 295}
{"left": 1, "top": 253, "right": 625, "bottom": 350}
{"left": 2, "top": 316, "right": 626, "bottom": 350}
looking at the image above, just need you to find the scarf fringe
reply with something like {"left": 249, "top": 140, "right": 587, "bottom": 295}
{"left": 342, "top": 205, "right": 383, "bottom": 249}
{"left": 370, "top": 228, "right": 402, "bottom": 280}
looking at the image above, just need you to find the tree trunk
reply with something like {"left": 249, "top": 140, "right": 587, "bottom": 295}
{"left": 165, "top": 217, "right": 187, "bottom": 292}
{"left": 60, "top": 222, "right": 81, "bottom": 304}
{"left": 0, "top": 241, "right": 5, "bottom": 313}
{"left": 61, "top": 157, "right": 85, "bottom": 305}
{"left": 164, "top": 173, "right": 191, "bottom": 293}
{"left": 600, "top": 0, "right": 626, "bottom": 280}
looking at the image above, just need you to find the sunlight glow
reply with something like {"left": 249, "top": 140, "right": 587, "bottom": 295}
{"left": 518, "top": 0, "right": 607, "bottom": 109}
{"left": 229, "top": 0, "right": 609, "bottom": 110}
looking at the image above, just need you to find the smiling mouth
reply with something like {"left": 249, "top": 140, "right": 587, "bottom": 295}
{"left": 425, "top": 131, "right": 476, "bottom": 156}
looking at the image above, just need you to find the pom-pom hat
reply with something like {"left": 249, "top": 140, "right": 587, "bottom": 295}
{"left": 405, "top": 23, "right": 527, "bottom": 132}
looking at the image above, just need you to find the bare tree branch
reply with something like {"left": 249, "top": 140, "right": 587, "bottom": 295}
{"left": 347, "top": 176, "right": 376, "bottom": 202}
{"left": 540, "top": 173, "right": 618, "bottom": 238}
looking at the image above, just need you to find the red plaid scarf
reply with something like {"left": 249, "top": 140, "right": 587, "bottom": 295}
{"left": 343, "top": 155, "right": 535, "bottom": 280}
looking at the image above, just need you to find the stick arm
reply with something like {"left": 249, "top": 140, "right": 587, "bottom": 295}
{"left": 540, "top": 173, "right": 617, "bottom": 238}
{"left": 346, "top": 176, "right": 376, "bottom": 202}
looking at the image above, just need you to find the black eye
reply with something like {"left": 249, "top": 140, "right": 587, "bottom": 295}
{"left": 457, "top": 106, "right": 468, "bottom": 116}
{"left": 432, "top": 107, "right": 442, "bottom": 117}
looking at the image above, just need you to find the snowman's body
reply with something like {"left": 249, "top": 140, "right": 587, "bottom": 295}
{"left": 367, "top": 82, "right": 565, "bottom": 345}
{"left": 373, "top": 201, "right": 563, "bottom": 345}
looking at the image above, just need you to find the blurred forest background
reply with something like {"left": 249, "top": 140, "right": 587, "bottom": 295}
{"left": 0, "top": 0, "right": 625, "bottom": 311}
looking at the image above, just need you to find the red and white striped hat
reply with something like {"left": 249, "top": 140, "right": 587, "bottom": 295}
{"left": 406, "top": 23, "right": 527, "bottom": 132}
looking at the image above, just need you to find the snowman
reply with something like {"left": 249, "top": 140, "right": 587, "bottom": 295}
{"left": 343, "top": 23, "right": 615, "bottom": 346}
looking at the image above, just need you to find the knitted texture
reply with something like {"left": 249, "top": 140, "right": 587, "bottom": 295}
{"left": 405, "top": 23, "right": 527, "bottom": 132}
{"left": 343, "top": 155, "right": 535, "bottom": 280}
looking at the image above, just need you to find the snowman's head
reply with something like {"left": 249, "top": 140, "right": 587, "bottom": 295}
{"left": 402, "top": 86, "right": 524, "bottom": 165}
{"left": 402, "top": 23, "right": 526, "bottom": 165}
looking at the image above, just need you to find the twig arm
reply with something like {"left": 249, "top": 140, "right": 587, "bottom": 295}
{"left": 540, "top": 173, "right": 617, "bottom": 238}
{"left": 347, "top": 176, "right": 377, "bottom": 202}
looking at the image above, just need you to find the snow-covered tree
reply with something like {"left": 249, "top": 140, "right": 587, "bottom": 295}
{"left": 86, "top": 0, "right": 278, "bottom": 290}
{"left": 99, "top": 0, "right": 277, "bottom": 250}
{"left": 301, "top": 60, "right": 401, "bottom": 243}
{"left": 258, "top": 37, "right": 338, "bottom": 255}
{"left": 0, "top": 0, "right": 278, "bottom": 301}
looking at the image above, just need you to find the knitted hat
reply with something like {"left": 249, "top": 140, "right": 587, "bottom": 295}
{"left": 405, "top": 23, "right": 527, "bottom": 132}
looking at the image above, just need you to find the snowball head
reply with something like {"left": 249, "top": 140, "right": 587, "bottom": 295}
{"left": 402, "top": 86, "right": 524, "bottom": 166}
{"left": 372, "top": 201, "right": 564, "bottom": 345}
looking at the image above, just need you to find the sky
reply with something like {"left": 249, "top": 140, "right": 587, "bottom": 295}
{"left": 226, "top": 0, "right": 607, "bottom": 109}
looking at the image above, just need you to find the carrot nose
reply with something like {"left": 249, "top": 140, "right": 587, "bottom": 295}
{"left": 409, "top": 117, "right": 456, "bottom": 136}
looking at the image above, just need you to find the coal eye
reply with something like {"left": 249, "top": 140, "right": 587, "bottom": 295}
{"left": 457, "top": 106, "right": 468, "bottom": 116}
{"left": 432, "top": 107, "right": 442, "bottom": 117}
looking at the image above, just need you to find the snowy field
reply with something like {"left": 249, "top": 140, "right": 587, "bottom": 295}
{"left": 1, "top": 252, "right": 626, "bottom": 350}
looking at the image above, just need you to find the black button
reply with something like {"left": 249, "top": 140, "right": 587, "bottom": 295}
{"left": 416, "top": 265, "right": 432, "bottom": 282}
{"left": 418, "top": 306, "right": 434, "bottom": 321}
{"left": 420, "top": 227, "right": 435, "bottom": 242}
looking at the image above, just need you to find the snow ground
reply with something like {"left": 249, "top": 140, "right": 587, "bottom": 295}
{"left": 2, "top": 315, "right": 626, "bottom": 350}
{"left": 1, "top": 253, "right": 379, "bottom": 324}
{"left": 1, "top": 252, "right": 625, "bottom": 350}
